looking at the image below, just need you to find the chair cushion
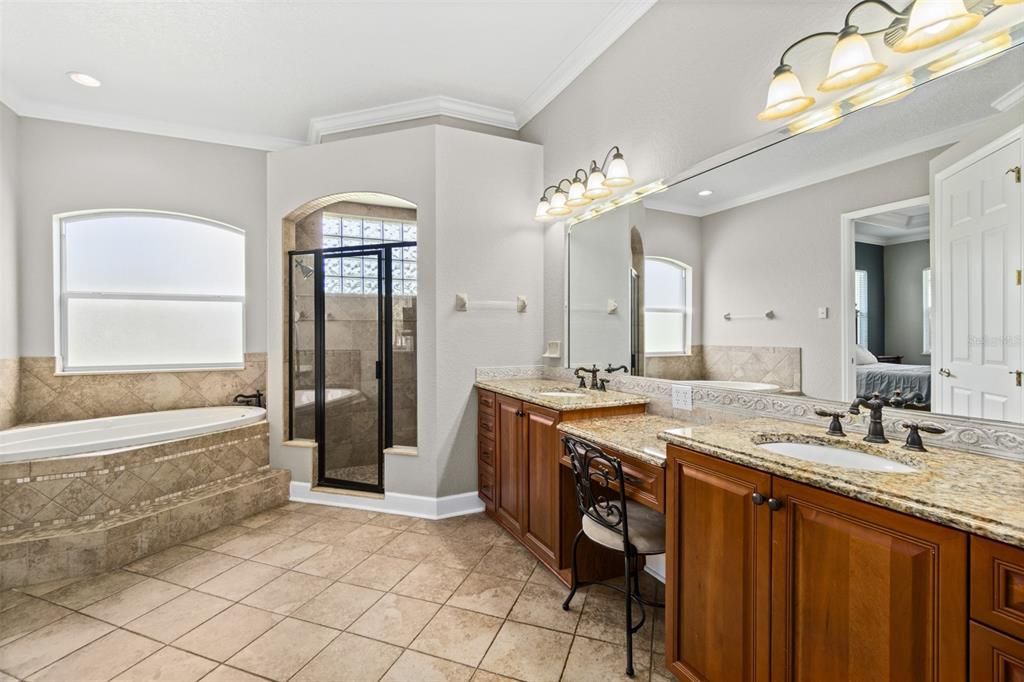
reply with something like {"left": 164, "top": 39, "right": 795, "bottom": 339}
{"left": 582, "top": 500, "right": 666, "bottom": 555}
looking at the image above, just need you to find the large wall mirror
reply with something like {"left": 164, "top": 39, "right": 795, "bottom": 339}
{"left": 566, "top": 33, "right": 1024, "bottom": 426}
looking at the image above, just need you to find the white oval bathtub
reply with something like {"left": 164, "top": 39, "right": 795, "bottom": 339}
{"left": 0, "top": 406, "right": 267, "bottom": 462}
{"left": 683, "top": 380, "right": 781, "bottom": 393}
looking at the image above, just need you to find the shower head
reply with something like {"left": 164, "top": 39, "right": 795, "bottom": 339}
{"left": 294, "top": 261, "right": 314, "bottom": 280}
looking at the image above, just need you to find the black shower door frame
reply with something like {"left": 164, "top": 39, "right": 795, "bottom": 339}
{"left": 288, "top": 240, "right": 415, "bottom": 494}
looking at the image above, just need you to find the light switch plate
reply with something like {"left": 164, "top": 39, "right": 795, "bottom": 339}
{"left": 672, "top": 384, "right": 693, "bottom": 411}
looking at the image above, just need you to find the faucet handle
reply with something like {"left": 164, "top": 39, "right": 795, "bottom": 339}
{"left": 814, "top": 408, "right": 847, "bottom": 437}
{"left": 901, "top": 421, "right": 945, "bottom": 452}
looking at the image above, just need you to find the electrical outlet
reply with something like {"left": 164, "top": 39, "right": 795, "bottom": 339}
{"left": 818, "top": 306, "right": 829, "bottom": 320}
{"left": 672, "top": 384, "right": 693, "bottom": 411}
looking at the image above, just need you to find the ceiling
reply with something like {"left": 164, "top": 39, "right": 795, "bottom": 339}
{"left": 855, "top": 204, "right": 930, "bottom": 245}
{"left": 0, "top": 0, "right": 654, "bottom": 149}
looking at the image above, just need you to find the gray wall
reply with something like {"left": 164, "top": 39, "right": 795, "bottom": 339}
{"left": 854, "top": 242, "right": 885, "bottom": 355}
{"left": 17, "top": 118, "right": 269, "bottom": 356}
{"left": 884, "top": 240, "right": 931, "bottom": 365}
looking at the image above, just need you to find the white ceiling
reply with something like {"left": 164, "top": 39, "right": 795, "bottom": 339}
{"left": 0, "top": 0, "right": 654, "bottom": 149}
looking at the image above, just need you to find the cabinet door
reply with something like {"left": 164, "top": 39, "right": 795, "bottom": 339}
{"left": 770, "top": 477, "right": 967, "bottom": 682}
{"left": 970, "top": 622, "right": 1024, "bottom": 682}
{"left": 664, "top": 445, "right": 772, "bottom": 682}
{"left": 494, "top": 394, "right": 524, "bottom": 535}
{"left": 521, "top": 403, "right": 560, "bottom": 567}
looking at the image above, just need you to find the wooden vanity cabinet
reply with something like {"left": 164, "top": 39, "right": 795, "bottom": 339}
{"left": 666, "top": 444, "right": 969, "bottom": 682}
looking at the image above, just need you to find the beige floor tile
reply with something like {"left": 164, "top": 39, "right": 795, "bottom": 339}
{"left": 237, "top": 508, "right": 288, "bottom": 529}
{"left": 0, "top": 598, "right": 72, "bottom": 647}
{"left": 339, "top": 553, "right": 417, "bottom": 591}
{"left": 426, "top": 539, "right": 490, "bottom": 571}
{"left": 292, "top": 581, "right": 383, "bottom": 630}
{"left": 376, "top": 532, "right": 444, "bottom": 562}
{"left": 195, "top": 560, "right": 286, "bottom": 601}
{"left": 200, "top": 665, "right": 267, "bottom": 682}
{"left": 406, "top": 517, "right": 467, "bottom": 537}
{"left": 227, "top": 618, "right": 338, "bottom": 682}
{"left": 0, "top": 613, "right": 114, "bottom": 678}
{"left": 410, "top": 605, "right": 503, "bottom": 667}
{"left": 27, "top": 628, "right": 161, "bottom": 682}
{"left": 125, "top": 590, "right": 231, "bottom": 643}
{"left": 113, "top": 646, "right": 218, "bottom": 681}
{"left": 337, "top": 524, "right": 400, "bottom": 553}
{"left": 81, "top": 578, "right": 187, "bottom": 626}
{"left": 258, "top": 512, "right": 320, "bottom": 536}
{"left": 347, "top": 593, "right": 440, "bottom": 647}
{"left": 295, "top": 519, "right": 363, "bottom": 545}
{"left": 293, "top": 545, "right": 369, "bottom": 579}
{"left": 392, "top": 563, "right": 468, "bottom": 603}
{"left": 562, "top": 635, "right": 651, "bottom": 682}
{"left": 185, "top": 525, "right": 249, "bottom": 550}
{"left": 291, "top": 632, "right": 401, "bottom": 682}
{"left": 479, "top": 621, "right": 572, "bottom": 682}
{"left": 125, "top": 545, "right": 205, "bottom": 576}
{"left": 508, "top": 582, "right": 584, "bottom": 634}
{"left": 251, "top": 537, "right": 328, "bottom": 568}
{"left": 366, "top": 512, "right": 417, "bottom": 531}
{"left": 157, "top": 551, "right": 242, "bottom": 588}
{"left": 213, "top": 530, "right": 288, "bottom": 559}
{"left": 575, "top": 589, "right": 653, "bottom": 649}
{"left": 173, "top": 603, "right": 283, "bottom": 662}
{"left": 474, "top": 545, "right": 538, "bottom": 581}
{"left": 241, "top": 571, "right": 331, "bottom": 615}
{"left": 446, "top": 573, "right": 524, "bottom": 618}
{"left": 43, "top": 570, "right": 146, "bottom": 610}
{"left": 381, "top": 650, "right": 473, "bottom": 682}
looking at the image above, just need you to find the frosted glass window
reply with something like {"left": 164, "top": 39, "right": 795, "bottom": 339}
{"left": 644, "top": 258, "right": 691, "bottom": 355}
{"left": 57, "top": 211, "right": 245, "bottom": 373}
{"left": 322, "top": 213, "right": 417, "bottom": 296}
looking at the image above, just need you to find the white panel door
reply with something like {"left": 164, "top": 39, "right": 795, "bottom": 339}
{"left": 935, "top": 134, "right": 1022, "bottom": 423}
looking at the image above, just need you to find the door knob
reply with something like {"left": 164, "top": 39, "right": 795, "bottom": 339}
{"left": 938, "top": 368, "right": 952, "bottom": 378}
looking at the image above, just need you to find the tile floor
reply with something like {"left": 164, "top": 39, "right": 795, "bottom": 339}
{"left": 0, "top": 502, "right": 669, "bottom": 682}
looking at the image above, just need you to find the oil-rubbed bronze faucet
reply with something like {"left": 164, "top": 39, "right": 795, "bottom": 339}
{"left": 849, "top": 393, "right": 888, "bottom": 444}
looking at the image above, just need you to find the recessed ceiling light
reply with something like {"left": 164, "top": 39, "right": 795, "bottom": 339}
{"left": 698, "top": 190, "right": 713, "bottom": 197}
{"left": 67, "top": 72, "right": 101, "bottom": 87}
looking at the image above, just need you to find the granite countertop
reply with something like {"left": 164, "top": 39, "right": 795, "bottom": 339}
{"left": 557, "top": 415, "right": 687, "bottom": 468}
{"left": 660, "top": 418, "right": 1024, "bottom": 548}
{"left": 474, "top": 378, "right": 649, "bottom": 412}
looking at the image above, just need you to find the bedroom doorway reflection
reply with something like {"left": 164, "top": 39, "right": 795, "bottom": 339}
{"left": 841, "top": 197, "right": 933, "bottom": 410}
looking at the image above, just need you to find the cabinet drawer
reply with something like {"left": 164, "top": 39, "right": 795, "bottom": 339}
{"left": 560, "top": 447, "right": 665, "bottom": 513}
{"left": 972, "top": 536, "right": 1024, "bottom": 640}
{"left": 478, "top": 390, "right": 495, "bottom": 412}
{"left": 479, "top": 410, "right": 496, "bottom": 438}
{"left": 478, "top": 462, "right": 495, "bottom": 502}
{"left": 478, "top": 437, "right": 495, "bottom": 467}
{"left": 969, "top": 622, "right": 1024, "bottom": 682}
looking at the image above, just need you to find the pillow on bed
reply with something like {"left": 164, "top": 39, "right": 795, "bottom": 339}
{"left": 855, "top": 345, "right": 878, "bottom": 365}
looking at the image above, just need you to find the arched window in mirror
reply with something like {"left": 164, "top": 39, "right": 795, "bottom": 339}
{"left": 55, "top": 210, "right": 245, "bottom": 373}
{"left": 644, "top": 257, "right": 691, "bottom": 355}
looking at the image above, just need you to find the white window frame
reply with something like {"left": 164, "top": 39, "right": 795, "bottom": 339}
{"left": 644, "top": 257, "right": 693, "bottom": 357}
{"left": 53, "top": 209, "right": 246, "bottom": 375}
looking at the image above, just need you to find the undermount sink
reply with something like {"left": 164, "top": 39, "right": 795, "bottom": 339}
{"left": 757, "top": 441, "right": 919, "bottom": 473}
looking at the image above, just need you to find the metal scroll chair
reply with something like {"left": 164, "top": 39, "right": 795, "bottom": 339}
{"left": 561, "top": 435, "right": 665, "bottom": 677}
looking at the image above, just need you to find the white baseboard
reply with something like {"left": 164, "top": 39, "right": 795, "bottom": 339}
{"left": 289, "top": 482, "right": 485, "bottom": 520}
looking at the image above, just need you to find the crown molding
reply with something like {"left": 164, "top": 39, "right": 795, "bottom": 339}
{"left": 992, "top": 82, "right": 1024, "bottom": 112}
{"left": 514, "top": 0, "right": 657, "bottom": 127}
{"left": 307, "top": 95, "right": 519, "bottom": 143}
{"left": 1, "top": 86, "right": 303, "bottom": 152}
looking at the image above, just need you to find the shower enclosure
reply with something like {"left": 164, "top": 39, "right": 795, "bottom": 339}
{"left": 288, "top": 239, "right": 416, "bottom": 494}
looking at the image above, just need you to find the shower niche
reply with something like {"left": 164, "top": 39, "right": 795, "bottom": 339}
{"left": 288, "top": 198, "right": 417, "bottom": 494}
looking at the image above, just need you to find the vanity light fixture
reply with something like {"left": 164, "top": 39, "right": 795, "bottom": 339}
{"left": 532, "top": 146, "right": 634, "bottom": 221}
{"left": 67, "top": 71, "right": 101, "bottom": 87}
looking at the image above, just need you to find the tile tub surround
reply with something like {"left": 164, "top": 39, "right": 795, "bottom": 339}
{"left": 16, "top": 353, "right": 267, "bottom": 425}
{"left": 0, "top": 422, "right": 272, "bottom": 533}
{"left": 558, "top": 415, "right": 685, "bottom": 468}
{"left": 0, "top": 357, "right": 16, "bottom": 430}
{"left": 0, "top": 501, "right": 668, "bottom": 682}
{"left": 473, "top": 378, "right": 649, "bottom": 412}
{"left": 660, "top": 418, "right": 1024, "bottom": 548}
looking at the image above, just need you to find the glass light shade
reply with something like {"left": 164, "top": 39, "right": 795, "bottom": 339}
{"left": 546, "top": 190, "right": 572, "bottom": 216}
{"left": 757, "top": 66, "right": 815, "bottom": 120}
{"left": 534, "top": 199, "right": 554, "bottom": 222}
{"left": 603, "top": 154, "right": 634, "bottom": 188}
{"left": 819, "top": 30, "right": 887, "bottom": 92}
{"left": 583, "top": 170, "right": 612, "bottom": 199}
{"left": 566, "top": 179, "right": 591, "bottom": 207}
{"left": 894, "top": 0, "right": 981, "bottom": 52}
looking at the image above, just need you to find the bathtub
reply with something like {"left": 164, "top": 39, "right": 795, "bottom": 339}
{"left": 682, "top": 380, "right": 781, "bottom": 393}
{"left": 0, "top": 405, "right": 267, "bottom": 461}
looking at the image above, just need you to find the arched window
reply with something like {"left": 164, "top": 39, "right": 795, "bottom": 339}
{"left": 55, "top": 210, "right": 245, "bottom": 373}
{"left": 644, "top": 257, "right": 691, "bottom": 355}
